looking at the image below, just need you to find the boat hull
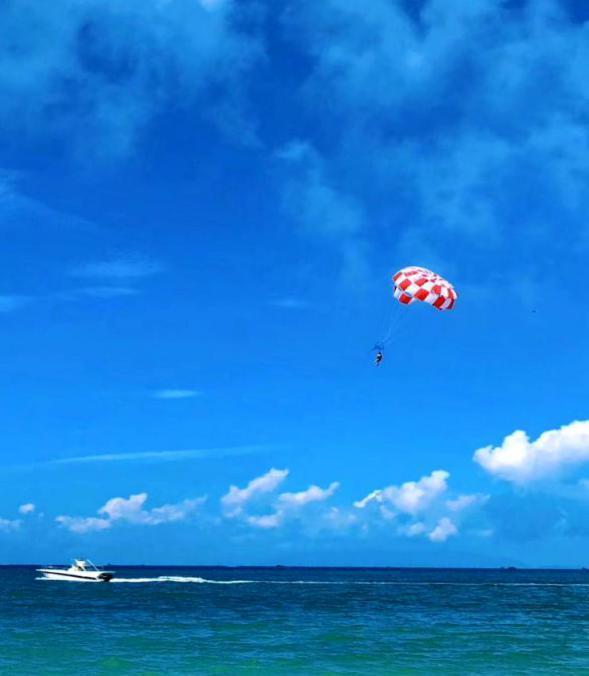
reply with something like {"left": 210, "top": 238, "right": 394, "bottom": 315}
{"left": 37, "top": 569, "right": 114, "bottom": 582}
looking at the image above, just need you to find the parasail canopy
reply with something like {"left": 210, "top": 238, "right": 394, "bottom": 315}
{"left": 392, "top": 266, "right": 457, "bottom": 311}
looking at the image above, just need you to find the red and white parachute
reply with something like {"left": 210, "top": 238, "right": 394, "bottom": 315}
{"left": 392, "top": 266, "right": 457, "bottom": 311}
{"left": 373, "top": 266, "right": 458, "bottom": 358}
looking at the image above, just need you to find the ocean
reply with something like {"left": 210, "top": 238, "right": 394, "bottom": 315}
{"left": 2, "top": 566, "right": 589, "bottom": 674}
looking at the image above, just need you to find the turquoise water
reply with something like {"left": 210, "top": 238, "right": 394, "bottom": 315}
{"left": 2, "top": 567, "right": 589, "bottom": 674}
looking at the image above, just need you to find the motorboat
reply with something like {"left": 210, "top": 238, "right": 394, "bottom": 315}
{"left": 37, "top": 559, "right": 115, "bottom": 582}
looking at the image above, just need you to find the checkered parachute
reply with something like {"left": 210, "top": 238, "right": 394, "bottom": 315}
{"left": 392, "top": 266, "right": 457, "bottom": 311}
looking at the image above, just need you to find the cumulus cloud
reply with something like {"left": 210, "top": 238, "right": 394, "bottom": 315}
{"left": 18, "top": 503, "right": 35, "bottom": 515}
{"left": 278, "top": 482, "right": 340, "bottom": 508}
{"left": 242, "top": 481, "right": 341, "bottom": 529}
{"left": 379, "top": 505, "right": 397, "bottom": 522}
{"left": 56, "top": 516, "right": 110, "bottom": 534}
{"left": 354, "top": 470, "right": 450, "bottom": 515}
{"left": 97, "top": 493, "right": 149, "bottom": 522}
{"left": 446, "top": 494, "right": 488, "bottom": 512}
{"left": 353, "top": 489, "right": 383, "bottom": 510}
{"left": 352, "top": 470, "right": 490, "bottom": 544}
{"left": 223, "top": 471, "right": 341, "bottom": 530}
{"left": 221, "top": 468, "right": 289, "bottom": 517}
{"left": 474, "top": 420, "right": 589, "bottom": 483}
{"left": 322, "top": 506, "right": 359, "bottom": 531}
{"left": 57, "top": 492, "right": 205, "bottom": 533}
{"left": 428, "top": 517, "right": 458, "bottom": 543}
{"left": 389, "top": 470, "right": 449, "bottom": 514}
{"left": 403, "top": 522, "right": 427, "bottom": 537}
{"left": 98, "top": 493, "right": 204, "bottom": 525}
{"left": 246, "top": 512, "right": 283, "bottom": 530}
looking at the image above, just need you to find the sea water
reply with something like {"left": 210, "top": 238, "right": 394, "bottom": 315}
{"left": 2, "top": 567, "right": 589, "bottom": 674}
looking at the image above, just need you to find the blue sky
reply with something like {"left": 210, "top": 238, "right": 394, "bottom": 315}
{"left": 1, "top": 0, "right": 589, "bottom": 566}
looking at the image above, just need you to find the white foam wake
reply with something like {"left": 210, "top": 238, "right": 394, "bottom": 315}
{"left": 109, "top": 578, "right": 589, "bottom": 587}
{"left": 111, "top": 576, "right": 254, "bottom": 584}
{"left": 38, "top": 576, "right": 589, "bottom": 587}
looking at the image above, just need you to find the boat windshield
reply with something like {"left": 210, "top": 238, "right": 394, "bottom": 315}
{"left": 73, "top": 559, "right": 100, "bottom": 571}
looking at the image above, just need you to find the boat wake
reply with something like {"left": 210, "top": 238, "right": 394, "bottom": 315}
{"left": 105, "top": 577, "right": 589, "bottom": 587}
{"left": 111, "top": 576, "right": 254, "bottom": 584}
{"left": 37, "top": 574, "right": 589, "bottom": 587}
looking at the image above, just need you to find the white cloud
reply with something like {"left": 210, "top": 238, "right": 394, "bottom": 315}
{"left": 474, "top": 420, "right": 589, "bottom": 484}
{"left": 246, "top": 512, "right": 283, "bottom": 529}
{"left": 323, "top": 506, "right": 358, "bottom": 530}
{"left": 278, "top": 482, "right": 340, "bottom": 508}
{"left": 56, "top": 516, "right": 110, "bottom": 534}
{"left": 98, "top": 493, "right": 204, "bottom": 525}
{"left": 389, "top": 471, "right": 449, "bottom": 514}
{"left": 428, "top": 517, "right": 458, "bottom": 543}
{"left": 98, "top": 493, "right": 149, "bottom": 522}
{"left": 18, "top": 503, "right": 35, "bottom": 515}
{"left": 354, "top": 489, "right": 383, "bottom": 509}
{"left": 0, "top": 517, "right": 20, "bottom": 532}
{"left": 146, "top": 500, "right": 204, "bottom": 525}
{"left": 403, "top": 522, "right": 427, "bottom": 537}
{"left": 221, "top": 468, "right": 289, "bottom": 517}
{"left": 227, "top": 475, "right": 340, "bottom": 530}
{"left": 57, "top": 492, "right": 205, "bottom": 533}
{"left": 379, "top": 505, "right": 396, "bottom": 521}
{"left": 92, "top": 467, "right": 456, "bottom": 541}
{"left": 352, "top": 471, "right": 485, "bottom": 544}
{"left": 446, "top": 494, "right": 488, "bottom": 513}
{"left": 354, "top": 470, "right": 449, "bottom": 515}
{"left": 153, "top": 389, "right": 202, "bottom": 400}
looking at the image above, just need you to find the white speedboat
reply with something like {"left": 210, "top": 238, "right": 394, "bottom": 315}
{"left": 37, "top": 559, "right": 115, "bottom": 582}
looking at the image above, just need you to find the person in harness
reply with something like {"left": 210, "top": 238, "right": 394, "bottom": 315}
{"left": 374, "top": 349, "right": 384, "bottom": 366}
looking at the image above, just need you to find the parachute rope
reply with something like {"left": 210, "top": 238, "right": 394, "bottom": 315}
{"left": 376, "top": 299, "right": 396, "bottom": 347}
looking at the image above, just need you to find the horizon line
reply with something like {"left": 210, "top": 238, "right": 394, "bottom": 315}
{"left": 6, "top": 564, "right": 584, "bottom": 570}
